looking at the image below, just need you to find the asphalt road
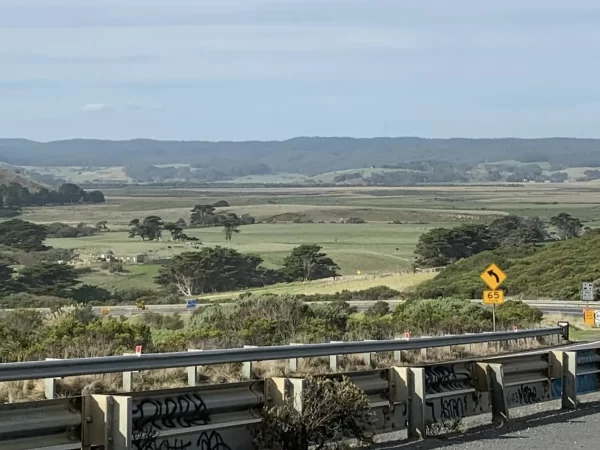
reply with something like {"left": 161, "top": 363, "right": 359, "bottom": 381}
{"left": 372, "top": 391, "right": 600, "bottom": 450}
{"left": 0, "top": 299, "right": 592, "bottom": 318}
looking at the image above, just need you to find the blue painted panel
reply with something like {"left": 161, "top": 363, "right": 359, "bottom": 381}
{"left": 551, "top": 373, "right": 599, "bottom": 398}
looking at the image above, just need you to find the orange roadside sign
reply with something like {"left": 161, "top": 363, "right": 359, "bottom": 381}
{"left": 584, "top": 309, "right": 595, "bottom": 326}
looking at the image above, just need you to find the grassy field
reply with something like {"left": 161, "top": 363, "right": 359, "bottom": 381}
{"left": 194, "top": 272, "right": 434, "bottom": 300}
{"left": 18, "top": 182, "right": 600, "bottom": 292}
{"left": 48, "top": 222, "right": 435, "bottom": 276}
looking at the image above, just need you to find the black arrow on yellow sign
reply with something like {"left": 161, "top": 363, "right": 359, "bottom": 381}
{"left": 487, "top": 270, "right": 500, "bottom": 283}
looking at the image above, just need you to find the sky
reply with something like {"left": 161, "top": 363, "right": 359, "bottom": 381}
{"left": 1, "top": 0, "right": 600, "bottom": 141}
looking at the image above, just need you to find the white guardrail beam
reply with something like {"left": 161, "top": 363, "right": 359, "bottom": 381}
{"left": 0, "top": 327, "right": 565, "bottom": 382}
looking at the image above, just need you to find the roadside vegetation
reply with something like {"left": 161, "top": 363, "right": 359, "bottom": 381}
{"left": 0, "top": 296, "right": 543, "bottom": 363}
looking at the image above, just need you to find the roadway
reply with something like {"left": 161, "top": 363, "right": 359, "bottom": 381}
{"left": 1, "top": 299, "right": 592, "bottom": 318}
{"left": 374, "top": 391, "right": 600, "bottom": 450}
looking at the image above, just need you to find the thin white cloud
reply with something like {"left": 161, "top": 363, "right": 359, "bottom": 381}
{"left": 81, "top": 103, "right": 112, "bottom": 112}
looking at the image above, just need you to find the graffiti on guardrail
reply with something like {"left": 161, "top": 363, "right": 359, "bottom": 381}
{"left": 132, "top": 394, "right": 232, "bottom": 450}
{"left": 425, "top": 363, "right": 472, "bottom": 393}
{"left": 133, "top": 431, "right": 232, "bottom": 450}
{"left": 424, "top": 363, "right": 479, "bottom": 423}
{"left": 133, "top": 393, "right": 210, "bottom": 430}
{"left": 506, "top": 383, "right": 542, "bottom": 406}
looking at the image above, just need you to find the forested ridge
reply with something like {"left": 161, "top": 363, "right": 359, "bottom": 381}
{"left": 2, "top": 137, "right": 600, "bottom": 175}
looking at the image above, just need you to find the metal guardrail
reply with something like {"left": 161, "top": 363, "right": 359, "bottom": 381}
{"left": 0, "top": 327, "right": 565, "bottom": 382}
{"left": 2, "top": 330, "right": 595, "bottom": 449}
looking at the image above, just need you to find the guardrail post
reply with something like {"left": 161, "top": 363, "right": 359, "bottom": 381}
{"left": 242, "top": 345, "right": 257, "bottom": 379}
{"left": 420, "top": 337, "right": 429, "bottom": 359}
{"left": 187, "top": 349, "right": 202, "bottom": 386}
{"left": 288, "top": 343, "right": 301, "bottom": 372}
{"left": 407, "top": 368, "right": 426, "bottom": 439}
{"left": 329, "top": 341, "right": 344, "bottom": 371}
{"left": 389, "top": 367, "right": 409, "bottom": 430}
{"left": 44, "top": 358, "right": 61, "bottom": 399}
{"left": 363, "top": 339, "right": 376, "bottom": 367}
{"left": 561, "top": 351, "right": 578, "bottom": 410}
{"left": 393, "top": 337, "right": 404, "bottom": 363}
{"left": 122, "top": 371, "right": 132, "bottom": 392}
{"left": 486, "top": 363, "right": 509, "bottom": 423}
{"left": 121, "top": 353, "right": 137, "bottom": 392}
{"left": 85, "top": 395, "right": 132, "bottom": 449}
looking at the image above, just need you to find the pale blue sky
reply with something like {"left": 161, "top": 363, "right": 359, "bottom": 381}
{"left": 1, "top": 0, "right": 599, "bottom": 141}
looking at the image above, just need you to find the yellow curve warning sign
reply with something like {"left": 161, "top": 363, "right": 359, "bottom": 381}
{"left": 480, "top": 263, "right": 507, "bottom": 290}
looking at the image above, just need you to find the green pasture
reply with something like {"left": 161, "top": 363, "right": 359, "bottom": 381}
{"left": 19, "top": 182, "right": 600, "bottom": 292}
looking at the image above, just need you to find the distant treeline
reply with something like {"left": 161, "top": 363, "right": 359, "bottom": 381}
{"left": 0, "top": 182, "right": 105, "bottom": 212}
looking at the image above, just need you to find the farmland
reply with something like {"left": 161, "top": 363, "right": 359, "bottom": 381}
{"left": 12, "top": 182, "right": 600, "bottom": 294}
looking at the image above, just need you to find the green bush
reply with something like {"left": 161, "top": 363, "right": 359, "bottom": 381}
{"left": 394, "top": 298, "right": 493, "bottom": 334}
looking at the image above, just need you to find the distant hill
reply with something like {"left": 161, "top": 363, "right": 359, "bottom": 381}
{"left": 0, "top": 165, "right": 45, "bottom": 191}
{"left": 1, "top": 137, "right": 600, "bottom": 176}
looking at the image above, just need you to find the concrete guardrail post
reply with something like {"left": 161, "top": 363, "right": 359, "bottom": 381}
{"left": 187, "top": 349, "right": 203, "bottom": 386}
{"left": 242, "top": 345, "right": 257, "bottom": 379}
{"left": 486, "top": 363, "right": 509, "bottom": 423}
{"left": 393, "top": 335, "right": 408, "bottom": 362}
{"left": 362, "top": 339, "right": 376, "bottom": 367}
{"left": 121, "top": 353, "right": 139, "bottom": 392}
{"left": 553, "top": 350, "right": 578, "bottom": 410}
{"left": 288, "top": 343, "right": 301, "bottom": 372}
{"left": 44, "top": 358, "right": 62, "bottom": 399}
{"left": 329, "top": 341, "right": 344, "bottom": 371}
{"left": 407, "top": 367, "right": 426, "bottom": 438}
{"left": 420, "top": 337, "right": 429, "bottom": 359}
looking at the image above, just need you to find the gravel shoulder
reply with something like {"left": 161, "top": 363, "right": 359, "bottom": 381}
{"left": 372, "top": 392, "right": 600, "bottom": 450}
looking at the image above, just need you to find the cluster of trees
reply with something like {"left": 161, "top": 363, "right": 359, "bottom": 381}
{"left": 190, "top": 203, "right": 254, "bottom": 227}
{"left": 128, "top": 216, "right": 198, "bottom": 242}
{"left": 413, "top": 227, "right": 600, "bottom": 300}
{"left": 414, "top": 213, "right": 583, "bottom": 267}
{"left": 0, "top": 219, "right": 49, "bottom": 251}
{"left": 156, "top": 244, "right": 339, "bottom": 296}
{"left": 128, "top": 207, "right": 256, "bottom": 243}
{"left": 46, "top": 222, "right": 98, "bottom": 239}
{"left": 0, "top": 182, "right": 104, "bottom": 212}
{"left": 0, "top": 262, "right": 81, "bottom": 298}
{"left": 368, "top": 168, "right": 469, "bottom": 185}
{"left": 0, "top": 218, "right": 106, "bottom": 251}
{"left": 123, "top": 161, "right": 272, "bottom": 183}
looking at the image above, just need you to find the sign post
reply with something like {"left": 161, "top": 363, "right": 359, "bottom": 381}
{"left": 582, "top": 282, "right": 594, "bottom": 302}
{"left": 481, "top": 263, "right": 508, "bottom": 332}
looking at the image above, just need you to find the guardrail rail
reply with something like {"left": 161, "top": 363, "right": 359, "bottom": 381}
{"left": 0, "top": 325, "right": 576, "bottom": 450}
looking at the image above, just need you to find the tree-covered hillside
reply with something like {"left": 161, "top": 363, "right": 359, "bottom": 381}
{"left": 412, "top": 230, "right": 600, "bottom": 300}
{"left": 1, "top": 137, "right": 600, "bottom": 176}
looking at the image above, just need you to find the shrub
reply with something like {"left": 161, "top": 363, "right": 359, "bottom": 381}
{"left": 495, "top": 300, "right": 543, "bottom": 328}
{"left": 254, "top": 376, "right": 375, "bottom": 450}
{"left": 345, "top": 217, "right": 366, "bottom": 224}
{"left": 394, "top": 298, "right": 493, "bottom": 334}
